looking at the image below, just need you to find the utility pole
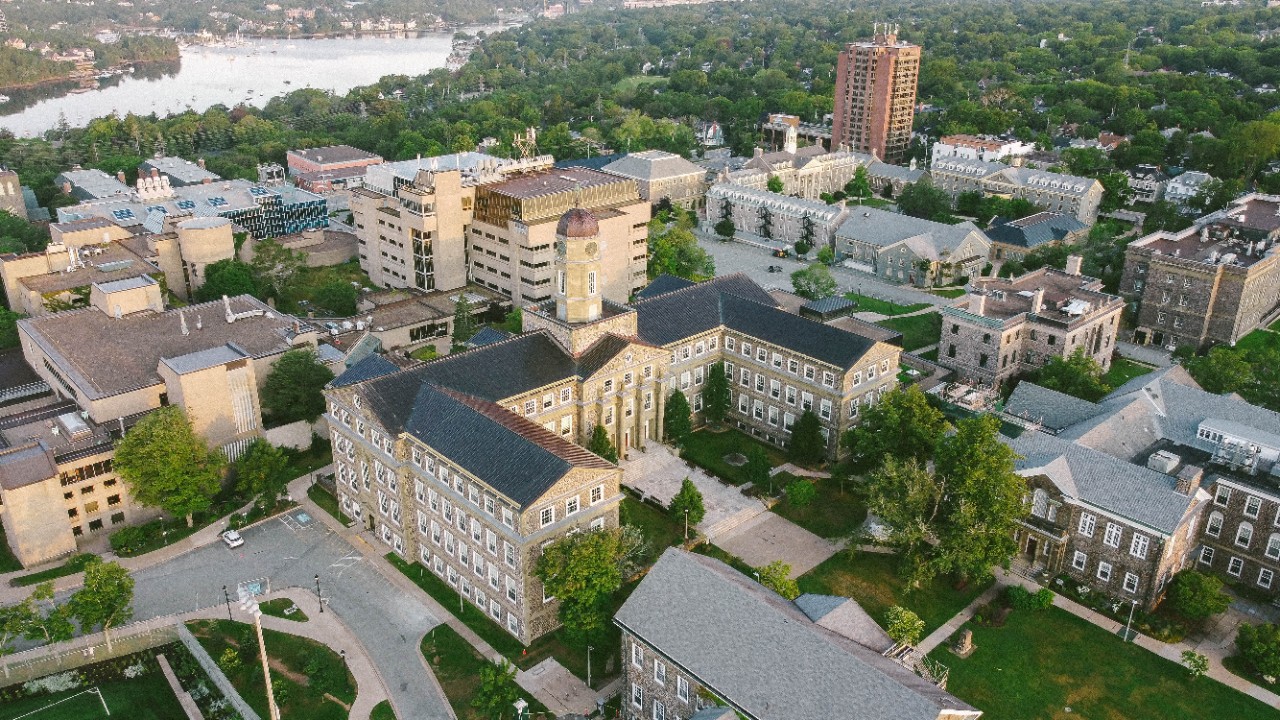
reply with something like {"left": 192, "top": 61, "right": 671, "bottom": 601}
{"left": 239, "top": 590, "right": 281, "bottom": 720}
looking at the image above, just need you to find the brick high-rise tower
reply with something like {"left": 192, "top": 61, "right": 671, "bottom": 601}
{"left": 832, "top": 24, "right": 921, "bottom": 166}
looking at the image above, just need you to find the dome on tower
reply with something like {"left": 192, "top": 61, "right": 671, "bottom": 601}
{"left": 556, "top": 207, "right": 599, "bottom": 238}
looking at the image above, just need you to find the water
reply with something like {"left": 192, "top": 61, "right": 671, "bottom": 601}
{"left": 0, "top": 30, "right": 500, "bottom": 138}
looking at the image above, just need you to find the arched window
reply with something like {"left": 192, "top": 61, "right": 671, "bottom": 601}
{"left": 1235, "top": 521, "right": 1254, "bottom": 548}
{"left": 1206, "top": 511, "right": 1224, "bottom": 538}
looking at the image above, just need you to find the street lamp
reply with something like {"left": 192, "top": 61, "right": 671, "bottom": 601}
{"left": 315, "top": 574, "right": 324, "bottom": 614}
{"left": 239, "top": 590, "right": 282, "bottom": 720}
{"left": 753, "top": 571, "right": 761, "bottom": 584}
{"left": 587, "top": 645, "right": 593, "bottom": 689}
{"left": 1123, "top": 599, "right": 1138, "bottom": 642}
{"left": 513, "top": 699, "right": 529, "bottom": 720}
{"left": 683, "top": 509, "right": 689, "bottom": 541}
{"left": 223, "top": 585, "right": 232, "bottom": 622}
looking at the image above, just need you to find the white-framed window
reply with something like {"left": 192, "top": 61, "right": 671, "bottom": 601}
{"left": 524, "top": 399, "right": 537, "bottom": 416}
{"left": 741, "top": 341, "right": 751, "bottom": 357}
{"left": 803, "top": 365, "right": 815, "bottom": 381}
{"left": 1206, "top": 511, "right": 1224, "bottom": 537}
{"left": 1103, "top": 522, "right": 1122, "bottom": 548}
{"left": 1260, "top": 568, "right": 1275, "bottom": 589}
{"left": 1072, "top": 551, "right": 1087, "bottom": 571}
{"left": 540, "top": 507, "right": 555, "bottom": 527}
{"left": 561, "top": 387, "right": 572, "bottom": 404}
{"left": 725, "top": 337, "right": 736, "bottom": 351}
{"left": 783, "top": 412, "right": 795, "bottom": 431}
{"left": 1199, "top": 546, "right": 1215, "bottom": 565}
{"left": 447, "top": 565, "right": 458, "bottom": 587}
{"left": 1214, "top": 485, "right": 1231, "bottom": 507}
{"left": 739, "top": 368, "right": 750, "bottom": 386}
{"left": 819, "top": 398, "right": 832, "bottom": 420}
{"left": 1075, "top": 509, "right": 1095, "bottom": 532}
{"left": 654, "top": 660, "right": 666, "bottom": 685}
{"left": 756, "top": 347, "right": 767, "bottom": 363}
{"left": 591, "top": 516, "right": 605, "bottom": 530}
{"left": 1097, "top": 561, "right": 1112, "bottom": 582}
{"left": 822, "top": 371, "right": 835, "bottom": 388}
{"left": 507, "top": 613, "right": 519, "bottom": 635}
{"left": 1236, "top": 522, "right": 1254, "bottom": 548}
{"left": 591, "top": 485, "right": 604, "bottom": 504}
{"left": 507, "top": 575, "right": 519, "bottom": 602}
{"left": 566, "top": 497, "right": 580, "bottom": 516}
{"left": 502, "top": 508, "right": 514, "bottom": 528}
{"left": 1245, "top": 495, "right": 1262, "bottom": 519}
{"left": 632, "top": 643, "right": 644, "bottom": 668}
{"left": 1129, "top": 534, "right": 1149, "bottom": 560}
{"left": 1266, "top": 533, "right": 1280, "bottom": 561}
{"left": 800, "top": 391, "right": 813, "bottom": 411}
{"left": 505, "top": 542, "right": 516, "bottom": 568}
{"left": 767, "top": 406, "right": 780, "bottom": 427}
{"left": 1227, "top": 556, "right": 1244, "bottom": 577}
{"left": 652, "top": 699, "right": 666, "bottom": 720}
{"left": 676, "top": 676, "right": 689, "bottom": 703}
{"left": 631, "top": 683, "right": 643, "bottom": 709}
{"left": 787, "top": 359, "right": 799, "bottom": 374}
{"left": 1123, "top": 572, "right": 1139, "bottom": 594}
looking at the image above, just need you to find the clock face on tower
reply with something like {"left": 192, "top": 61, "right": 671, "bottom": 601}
{"left": 585, "top": 241, "right": 598, "bottom": 256}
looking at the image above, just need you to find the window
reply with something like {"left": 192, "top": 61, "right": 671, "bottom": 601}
{"left": 1200, "top": 546, "right": 1215, "bottom": 565}
{"left": 1206, "top": 511, "right": 1224, "bottom": 537}
{"left": 1103, "top": 522, "right": 1122, "bottom": 548}
{"left": 1077, "top": 513, "right": 1096, "bottom": 537}
{"left": 771, "top": 352, "right": 782, "bottom": 368}
{"left": 540, "top": 507, "right": 555, "bottom": 527}
{"left": 1214, "top": 485, "right": 1231, "bottom": 507}
{"left": 819, "top": 399, "right": 832, "bottom": 420}
{"left": 1245, "top": 495, "right": 1262, "bottom": 519}
{"left": 1129, "top": 534, "right": 1149, "bottom": 560}
{"left": 785, "top": 386, "right": 797, "bottom": 406}
{"left": 822, "top": 371, "right": 835, "bottom": 388}
{"left": 505, "top": 542, "right": 516, "bottom": 568}
{"left": 1235, "top": 522, "right": 1253, "bottom": 548}
{"left": 566, "top": 497, "right": 580, "bottom": 516}
{"left": 632, "top": 643, "right": 644, "bottom": 668}
{"left": 803, "top": 365, "right": 816, "bottom": 381}
{"left": 756, "top": 347, "right": 767, "bottom": 363}
{"left": 1072, "top": 551, "right": 1087, "bottom": 570}
{"left": 788, "top": 359, "right": 799, "bottom": 374}
{"left": 652, "top": 699, "right": 666, "bottom": 720}
{"left": 1266, "top": 533, "right": 1280, "bottom": 561}
{"left": 1096, "top": 562, "right": 1112, "bottom": 582}
{"left": 677, "top": 676, "right": 689, "bottom": 703}
{"left": 739, "top": 369, "right": 750, "bottom": 386}
{"left": 632, "top": 684, "right": 643, "bottom": 709}
{"left": 1123, "top": 572, "right": 1139, "bottom": 594}
{"left": 591, "top": 485, "right": 604, "bottom": 504}
{"left": 1260, "top": 568, "right": 1275, "bottom": 590}
{"left": 1227, "top": 556, "right": 1244, "bottom": 577}
{"left": 588, "top": 271, "right": 597, "bottom": 295}
{"left": 725, "top": 337, "right": 736, "bottom": 351}
{"left": 654, "top": 660, "right": 666, "bottom": 685}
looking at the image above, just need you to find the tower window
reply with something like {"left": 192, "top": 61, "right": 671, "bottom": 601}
{"left": 588, "top": 271, "right": 597, "bottom": 295}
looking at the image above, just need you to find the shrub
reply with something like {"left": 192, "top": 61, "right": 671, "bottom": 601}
{"left": 786, "top": 478, "right": 817, "bottom": 507}
{"left": 884, "top": 606, "right": 925, "bottom": 646}
{"left": 1007, "top": 585, "right": 1055, "bottom": 610}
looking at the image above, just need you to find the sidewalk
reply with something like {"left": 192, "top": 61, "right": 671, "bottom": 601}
{"left": 285, "top": 475, "right": 609, "bottom": 716}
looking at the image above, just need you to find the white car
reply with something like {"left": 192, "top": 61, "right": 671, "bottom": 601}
{"left": 221, "top": 530, "right": 245, "bottom": 549}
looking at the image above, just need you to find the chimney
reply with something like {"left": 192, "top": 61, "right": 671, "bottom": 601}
{"left": 1175, "top": 465, "right": 1203, "bottom": 496}
{"left": 1065, "top": 254, "right": 1083, "bottom": 276}
{"left": 117, "top": 170, "right": 126, "bottom": 184}
{"left": 151, "top": 168, "right": 159, "bottom": 179}
{"left": 197, "top": 157, "right": 206, "bottom": 169}
{"left": 1031, "top": 287, "right": 1045, "bottom": 313}
{"left": 62, "top": 181, "right": 72, "bottom": 194}
{"left": 970, "top": 292, "right": 986, "bottom": 316}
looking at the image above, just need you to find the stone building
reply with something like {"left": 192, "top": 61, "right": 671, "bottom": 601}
{"left": 832, "top": 27, "right": 921, "bottom": 166}
{"left": 929, "top": 158, "right": 1104, "bottom": 225}
{"left": 938, "top": 261, "right": 1124, "bottom": 386}
{"left": 930, "top": 135, "right": 1035, "bottom": 165}
{"left": 728, "top": 133, "right": 865, "bottom": 201}
{"left": 0, "top": 169, "right": 28, "bottom": 220}
{"left": 615, "top": 548, "right": 981, "bottom": 720}
{"left": 286, "top": 145, "right": 386, "bottom": 193}
{"left": 702, "top": 184, "right": 848, "bottom": 248}
{"left": 1120, "top": 194, "right": 1280, "bottom": 350}
{"left": 986, "top": 211, "right": 1087, "bottom": 263}
{"left": 1165, "top": 171, "right": 1214, "bottom": 210}
{"left": 833, "top": 207, "right": 990, "bottom": 287}
{"left": 602, "top": 150, "right": 707, "bottom": 210}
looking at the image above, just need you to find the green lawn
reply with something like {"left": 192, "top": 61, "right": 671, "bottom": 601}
{"left": 931, "top": 607, "right": 1280, "bottom": 720}
{"left": 278, "top": 260, "right": 371, "bottom": 315}
{"left": 844, "top": 292, "right": 931, "bottom": 316}
{"left": 919, "top": 348, "right": 939, "bottom": 361}
{"left": 620, "top": 493, "right": 686, "bottom": 565}
{"left": 384, "top": 553, "right": 526, "bottom": 658}
{"left": 679, "top": 429, "right": 785, "bottom": 486}
{"left": 614, "top": 75, "right": 667, "bottom": 93}
{"left": 692, "top": 543, "right": 756, "bottom": 577}
{"left": 10, "top": 554, "right": 95, "bottom": 587}
{"left": 1235, "top": 328, "right": 1280, "bottom": 354}
{"left": 797, "top": 551, "right": 991, "bottom": 635}
{"left": 186, "top": 619, "right": 355, "bottom": 720}
{"left": 876, "top": 312, "right": 942, "bottom": 352}
{"left": 371, "top": 700, "right": 398, "bottom": 720}
{"left": 307, "top": 484, "right": 350, "bottom": 525}
{"left": 770, "top": 474, "right": 867, "bottom": 539}
{"left": 0, "top": 671, "right": 187, "bottom": 720}
{"left": 1102, "top": 356, "right": 1154, "bottom": 389}
{"left": 260, "top": 597, "right": 309, "bottom": 622}
{"left": 928, "top": 287, "right": 968, "bottom": 299}
{"left": 420, "top": 624, "right": 551, "bottom": 720}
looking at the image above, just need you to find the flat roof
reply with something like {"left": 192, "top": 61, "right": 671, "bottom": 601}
{"left": 288, "top": 145, "right": 383, "bottom": 166}
{"left": 488, "top": 167, "right": 632, "bottom": 200}
{"left": 18, "top": 244, "right": 158, "bottom": 295}
{"left": 968, "top": 268, "right": 1122, "bottom": 322}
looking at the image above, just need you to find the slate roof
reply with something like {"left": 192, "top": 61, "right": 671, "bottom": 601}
{"left": 632, "top": 274, "right": 777, "bottom": 346}
{"left": 401, "top": 385, "right": 613, "bottom": 507}
{"left": 465, "top": 326, "right": 511, "bottom": 348}
{"left": 1003, "top": 382, "right": 1105, "bottom": 433}
{"left": 867, "top": 161, "right": 927, "bottom": 183}
{"left": 635, "top": 274, "right": 695, "bottom": 300}
{"left": 801, "top": 295, "right": 856, "bottom": 315}
{"left": 1007, "top": 431, "right": 1197, "bottom": 534}
{"left": 602, "top": 150, "right": 705, "bottom": 181}
{"left": 720, "top": 293, "right": 876, "bottom": 368}
{"left": 987, "top": 211, "right": 1086, "bottom": 249}
{"left": 0, "top": 442, "right": 58, "bottom": 491}
{"left": 794, "top": 594, "right": 894, "bottom": 653}
{"left": 331, "top": 353, "right": 400, "bottom": 388}
{"left": 835, "top": 207, "right": 989, "bottom": 260}
{"left": 615, "top": 549, "right": 976, "bottom": 720}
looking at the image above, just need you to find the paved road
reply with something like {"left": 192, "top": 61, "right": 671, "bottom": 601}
{"left": 126, "top": 509, "right": 449, "bottom": 719}
{"left": 696, "top": 234, "right": 947, "bottom": 307}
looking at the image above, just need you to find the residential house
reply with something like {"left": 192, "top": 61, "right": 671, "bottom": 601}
{"left": 1128, "top": 165, "right": 1168, "bottom": 205}
{"left": 1165, "top": 171, "right": 1215, "bottom": 210}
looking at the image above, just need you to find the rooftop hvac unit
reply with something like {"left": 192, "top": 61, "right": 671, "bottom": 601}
{"left": 1147, "top": 450, "right": 1180, "bottom": 475}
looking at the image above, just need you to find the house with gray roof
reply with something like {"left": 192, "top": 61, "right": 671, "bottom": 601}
{"left": 614, "top": 548, "right": 981, "bottom": 720}
{"left": 834, "top": 207, "right": 991, "bottom": 287}
{"left": 986, "top": 211, "right": 1087, "bottom": 262}
{"left": 930, "top": 158, "right": 1104, "bottom": 224}
{"left": 602, "top": 150, "right": 708, "bottom": 210}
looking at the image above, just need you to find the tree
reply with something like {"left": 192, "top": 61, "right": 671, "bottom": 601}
{"left": 195, "top": 259, "right": 258, "bottom": 302}
{"left": 786, "top": 477, "right": 817, "bottom": 507}
{"left": 884, "top": 606, "right": 925, "bottom": 646}
{"left": 260, "top": 348, "right": 334, "bottom": 424}
{"left": 68, "top": 559, "right": 134, "bottom": 651}
{"left": 1165, "top": 570, "right": 1231, "bottom": 623}
{"left": 313, "top": 279, "right": 358, "bottom": 316}
{"left": 788, "top": 410, "right": 827, "bottom": 465}
{"left": 0, "top": 308, "right": 23, "bottom": 350}
{"left": 472, "top": 659, "right": 521, "bottom": 719}
{"left": 798, "top": 214, "right": 815, "bottom": 255}
{"left": 648, "top": 225, "right": 714, "bottom": 280}
{"left": 846, "top": 165, "right": 872, "bottom": 199}
{"left": 669, "top": 477, "right": 705, "bottom": 528}
{"left": 587, "top": 424, "right": 619, "bottom": 464}
{"left": 0, "top": 596, "right": 35, "bottom": 655}
{"left": 501, "top": 307, "right": 523, "bottom": 334}
{"left": 1237, "top": 622, "right": 1280, "bottom": 679}
{"left": 1099, "top": 172, "right": 1134, "bottom": 212}
{"left": 113, "top": 406, "right": 224, "bottom": 527}
{"left": 1184, "top": 346, "right": 1253, "bottom": 395}
{"left": 234, "top": 439, "right": 290, "bottom": 499}
{"left": 702, "top": 362, "right": 731, "bottom": 427}
{"left": 841, "top": 385, "right": 948, "bottom": 471}
{"left": 1035, "top": 347, "right": 1112, "bottom": 402}
{"left": 664, "top": 390, "right": 692, "bottom": 446}
{"left": 897, "top": 182, "right": 953, "bottom": 222}
{"left": 790, "top": 263, "right": 838, "bottom": 300}
{"left": 1190, "top": 178, "right": 1244, "bottom": 215}
{"left": 756, "top": 560, "right": 799, "bottom": 600}
{"left": 766, "top": 175, "right": 784, "bottom": 193}
{"left": 745, "top": 445, "right": 773, "bottom": 492}
{"left": 24, "top": 582, "right": 74, "bottom": 645}
{"left": 713, "top": 217, "right": 735, "bottom": 240}
{"left": 758, "top": 206, "right": 773, "bottom": 239}
{"left": 535, "top": 527, "right": 645, "bottom": 642}
{"left": 452, "top": 294, "right": 477, "bottom": 344}
{"left": 816, "top": 245, "right": 835, "bottom": 265}
{"left": 1180, "top": 650, "right": 1210, "bottom": 680}
{"left": 249, "top": 239, "right": 306, "bottom": 299}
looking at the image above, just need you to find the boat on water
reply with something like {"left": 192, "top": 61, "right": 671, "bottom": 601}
{"left": 0, "top": 95, "right": 9, "bottom": 103}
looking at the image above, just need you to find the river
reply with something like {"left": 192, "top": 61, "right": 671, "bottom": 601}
{"left": 0, "top": 30, "right": 503, "bottom": 138}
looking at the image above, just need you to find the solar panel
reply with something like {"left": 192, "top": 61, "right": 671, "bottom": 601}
{"left": 176, "top": 199, "right": 196, "bottom": 210}
{"left": 249, "top": 186, "right": 271, "bottom": 197}
{"left": 97, "top": 259, "right": 134, "bottom": 272}
{"left": 110, "top": 209, "right": 135, "bottom": 221}
{"left": 146, "top": 205, "right": 167, "bottom": 215}
{"left": 208, "top": 197, "right": 228, "bottom": 207}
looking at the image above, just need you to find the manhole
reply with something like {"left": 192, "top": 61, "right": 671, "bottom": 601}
{"left": 723, "top": 452, "right": 748, "bottom": 467}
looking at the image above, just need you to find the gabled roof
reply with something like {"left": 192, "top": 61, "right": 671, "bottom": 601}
{"left": 465, "top": 326, "right": 511, "bottom": 348}
{"left": 835, "top": 207, "right": 989, "bottom": 260}
{"left": 1004, "top": 382, "right": 1105, "bottom": 433}
{"left": 615, "top": 549, "right": 976, "bottom": 720}
{"left": 987, "top": 212, "right": 1086, "bottom": 249}
{"left": 635, "top": 274, "right": 696, "bottom": 300}
{"left": 632, "top": 274, "right": 777, "bottom": 346}
{"left": 402, "top": 385, "right": 613, "bottom": 508}
{"left": 602, "top": 150, "right": 705, "bottom": 181}
{"left": 331, "top": 353, "right": 399, "bottom": 388}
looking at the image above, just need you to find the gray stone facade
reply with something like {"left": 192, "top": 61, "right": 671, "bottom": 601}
{"left": 1198, "top": 477, "right": 1280, "bottom": 598}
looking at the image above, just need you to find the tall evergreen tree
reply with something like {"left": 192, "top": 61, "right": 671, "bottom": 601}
{"left": 702, "top": 361, "right": 731, "bottom": 427}
{"left": 664, "top": 390, "right": 692, "bottom": 446}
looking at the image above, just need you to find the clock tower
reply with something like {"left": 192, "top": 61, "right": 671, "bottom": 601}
{"left": 554, "top": 207, "right": 603, "bottom": 324}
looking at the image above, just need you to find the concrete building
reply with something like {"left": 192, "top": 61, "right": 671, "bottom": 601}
{"left": 986, "top": 211, "right": 1088, "bottom": 263}
{"left": 616, "top": 548, "right": 981, "bottom": 720}
{"left": 833, "top": 207, "right": 990, "bottom": 287}
{"left": 832, "top": 26, "right": 920, "bottom": 165}
{"left": 929, "top": 158, "right": 1104, "bottom": 225}
{"left": 1165, "top": 171, "right": 1215, "bottom": 210}
{"left": 602, "top": 150, "right": 707, "bottom": 210}
{"left": 1128, "top": 164, "right": 1168, "bottom": 205}
{"left": 939, "top": 261, "right": 1124, "bottom": 386}
{"left": 287, "top": 145, "right": 385, "bottom": 192}
{"left": 931, "top": 135, "right": 1035, "bottom": 166}
{"left": 759, "top": 113, "right": 833, "bottom": 151}
{"left": 137, "top": 156, "right": 220, "bottom": 187}
{"left": 1120, "top": 194, "right": 1280, "bottom": 349}
{"left": 703, "top": 184, "right": 847, "bottom": 250}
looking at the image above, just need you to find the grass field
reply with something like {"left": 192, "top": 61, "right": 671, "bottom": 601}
{"left": 1102, "top": 356, "right": 1154, "bottom": 389}
{"left": 614, "top": 75, "right": 667, "bottom": 93}
{"left": 260, "top": 597, "right": 308, "bottom": 622}
{"left": 10, "top": 554, "right": 96, "bottom": 588}
{"left": 679, "top": 429, "right": 786, "bottom": 486}
{"left": 278, "top": 260, "right": 372, "bottom": 316}
{"left": 770, "top": 474, "right": 866, "bottom": 539}
{"left": 928, "top": 287, "right": 968, "bottom": 298}
{"left": 0, "top": 674, "right": 186, "bottom": 720}
{"left": 876, "top": 312, "right": 942, "bottom": 352}
{"left": 620, "top": 494, "right": 686, "bottom": 565}
{"left": 1236, "top": 328, "right": 1280, "bottom": 354}
{"left": 844, "top": 292, "right": 931, "bottom": 316}
{"left": 797, "top": 551, "right": 991, "bottom": 635}
{"left": 307, "top": 484, "right": 350, "bottom": 525}
{"left": 371, "top": 699, "right": 398, "bottom": 720}
{"left": 931, "top": 607, "right": 1280, "bottom": 720}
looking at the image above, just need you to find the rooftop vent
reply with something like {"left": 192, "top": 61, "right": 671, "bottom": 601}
{"left": 1147, "top": 450, "right": 1180, "bottom": 475}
